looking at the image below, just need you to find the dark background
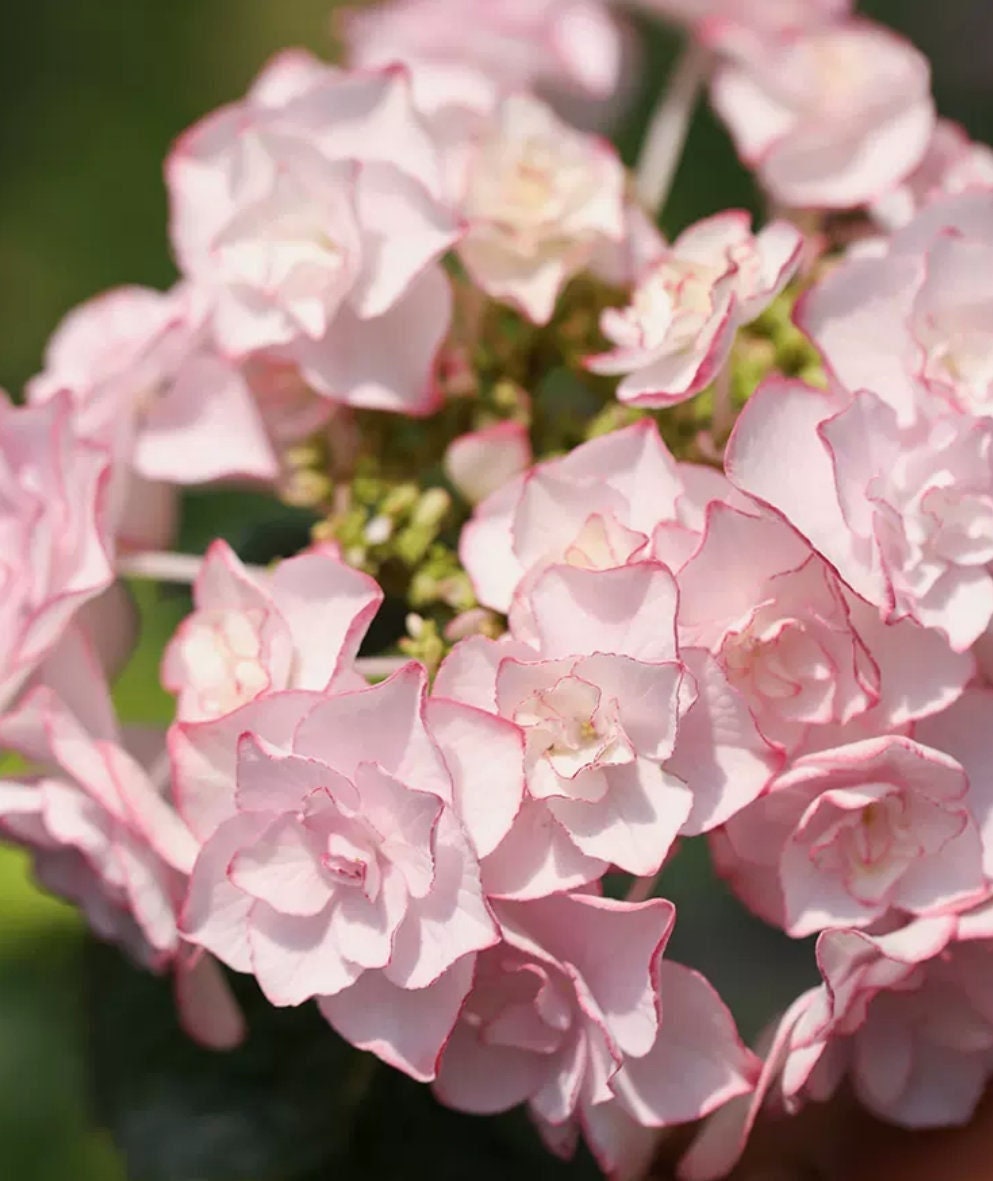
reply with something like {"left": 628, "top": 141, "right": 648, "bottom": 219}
{"left": 0, "top": 2, "right": 990, "bottom": 1178}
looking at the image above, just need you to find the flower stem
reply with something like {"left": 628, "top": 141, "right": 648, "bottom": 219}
{"left": 635, "top": 41, "right": 710, "bottom": 218}
{"left": 117, "top": 551, "right": 205, "bottom": 584}
{"left": 711, "top": 362, "right": 735, "bottom": 445}
{"left": 117, "top": 550, "right": 271, "bottom": 584}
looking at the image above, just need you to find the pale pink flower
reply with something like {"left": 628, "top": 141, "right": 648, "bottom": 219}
{"left": 711, "top": 20, "right": 935, "bottom": 209}
{"left": 342, "top": 0, "right": 622, "bottom": 106}
{"left": 28, "top": 284, "right": 282, "bottom": 548}
{"left": 712, "top": 736, "right": 987, "bottom": 937}
{"left": 0, "top": 630, "right": 244, "bottom": 1047}
{"left": 0, "top": 391, "right": 115, "bottom": 711}
{"left": 167, "top": 53, "right": 460, "bottom": 414}
{"left": 587, "top": 212, "right": 801, "bottom": 406}
{"left": 576, "top": 960, "right": 758, "bottom": 1180}
{"left": 435, "top": 891, "right": 757, "bottom": 1177}
{"left": 436, "top": 560, "right": 775, "bottom": 895}
{"left": 872, "top": 120, "right": 993, "bottom": 232}
{"left": 162, "top": 540, "right": 383, "bottom": 721}
{"left": 460, "top": 419, "right": 732, "bottom": 617}
{"left": 456, "top": 93, "right": 625, "bottom": 324}
{"left": 443, "top": 422, "right": 532, "bottom": 505}
{"left": 0, "top": 632, "right": 197, "bottom": 970}
{"left": 727, "top": 379, "right": 993, "bottom": 652}
{"left": 434, "top": 892, "right": 673, "bottom": 1119}
{"left": 680, "top": 916, "right": 961, "bottom": 1179}
{"left": 435, "top": 562, "right": 690, "bottom": 890}
{"left": 800, "top": 191, "right": 993, "bottom": 424}
{"left": 173, "top": 665, "right": 522, "bottom": 1078}
{"left": 677, "top": 501, "right": 972, "bottom": 754}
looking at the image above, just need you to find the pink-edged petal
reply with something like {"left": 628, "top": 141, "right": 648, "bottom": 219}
{"left": 434, "top": 1020, "right": 547, "bottom": 1114}
{"left": 292, "top": 665, "right": 451, "bottom": 799}
{"left": 180, "top": 812, "right": 272, "bottom": 973}
{"left": 248, "top": 901, "right": 362, "bottom": 1006}
{"left": 530, "top": 562, "right": 679, "bottom": 663}
{"left": 434, "top": 635, "right": 523, "bottom": 714}
{"left": 548, "top": 761, "right": 691, "bottom": 877}
{"left": 796, "top": 253, "right": 922, "bottom": 427}
{"left": 228, "top": 812, "right": 333, "bottom": 917}
{"left": 384, "top": 811, "right": 497, "bottom": 989}
{"left": 32, "top": 624, "right": 119, "bottom": 742}
{"left": 481, "top": 798, "right": 606, "bottom": 899}
{"left": 424, "top": 697, "right": 525, "bottom": 859}
{"left": 351, "top": 162, "right": 462, "bottom": 319}
{"left": 170, "top": 692, "right": 318, "bottom": 839}
{"left": 667, "top": 649, "right": 780, "bottom": 834}
{"left": 458, "top": 477, "right": 527, "bottom": 614}
{"left": 725, "top": 379, "right": 885, "bottom": 605}
{"left": 581, "top": 1101, "right": 661, "bottom": 1181}
{"left": 677, "top": 988, "right": 822, "bottom": 1181}
{"left": 136, "top": 355, "right": 279, "bottom": 483}
{"left": 320, "top": 954, "right": 475, "bottom": 1083}
{"left": 269, "top": 550, "right": 383, "bottom": 688}
{"left": 235, "top": 731, "right": 358, "bottom": 816}
{"left": 844, "top": 590, "right": 973, "bottom": 726}
{"left": 291, "top": 265, "right": 450, "bottom": 416}
{"left": 499, "top": 892, "right": 675, "bottom": 1059}
{"left": 444, "top": 421, "right": 532, "bottom": 506}
{"left": 612, "top": 962, "right": 758, "bottom": 1127}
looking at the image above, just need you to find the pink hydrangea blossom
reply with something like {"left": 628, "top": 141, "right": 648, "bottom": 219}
{"left": 28, "top": 284, "right": 285, "bottom": 548}
{"left": 577, "top": 959, "right": 758, "bottom": 1180}
{"left": 0, "top": 631, "right": 244, "bottom": 1047}
{"left": 586, "top": 212, "right": 802, "bottom": 407}
{"left": 443, "top": 421, "right": 532, "bottom": 505}
{"left": 0, "top": 391, "right": 115, "bottom": 711}
{"left": 0, "top": 631, "right": 195, "bottom": 968}
{"left": 435, "top": 890, "right": 757, "bottom": 1178}
{"left": 460, "top": 418, "right": 734, "bottom": 617}
{"left": 710, "top": 20, "right": 935, "bottom": 209}
{"left": 456, "top": 93, "right": 625, "bottom": 324}
{"left": 727, "top": 379, "right": 993, "bottom": 652}
{"left": 167, "top": 52, "right": 460, "bottom": 414}
{"left": 676, "top": 501, "right": 972, "bottom": 754}
{"left": 342, "top": 0, "right": 622, "bottom": 105}
{"left": 434, "top": 892, "right": 674, "bottom": 1121}
{"left": 712, "top": 736, "right": 987, "bottom": 937}
{"left": 435, "top": 562, "right": 692, "bottom": 889}
{"left": 800, "top": 191, "right": 993, "bottom": 423}
{"left": 173, "top": 665, "right": 525, "bottom": 1077}
{"left": 162, "top": 540, "right": 382, "bottom": 721}
{"left": 680, "top": 916, "right": 960, "bottom": 1179}
{"left": 436, "top": 558, "right": 776, "bottom": 895}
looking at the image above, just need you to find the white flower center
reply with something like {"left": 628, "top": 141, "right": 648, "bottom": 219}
{"left": 515, "top": 672, "right": 633, "bottom": 788}
{"left": 925, "top": 329, "right": 993, "bottom": 413}
{"left": 179, "top": 608, "right": 269, "bottom": 716}
{"left": 321, "top": 828, "right": 381, "bottom": 900}
{"left": 607, "top": 257, "right": 723, "bottom": 354}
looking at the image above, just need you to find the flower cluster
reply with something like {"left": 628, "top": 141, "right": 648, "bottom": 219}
{"left": 4, "top": 2, "right": 993, "bottom": 1179}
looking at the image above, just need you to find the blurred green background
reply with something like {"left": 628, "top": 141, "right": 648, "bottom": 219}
{"left": 0, "top": 2, "right": 991, "bottom": 1178}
